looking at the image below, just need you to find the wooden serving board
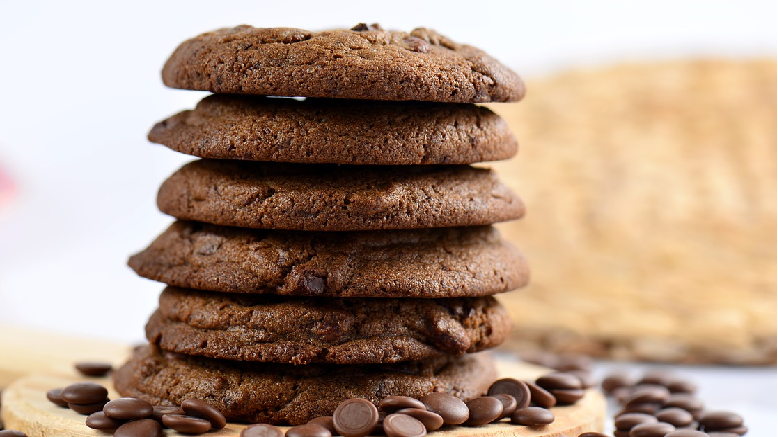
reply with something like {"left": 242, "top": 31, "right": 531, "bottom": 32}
{"left": 1, "top": 355, "right": 605, "bottom": 437}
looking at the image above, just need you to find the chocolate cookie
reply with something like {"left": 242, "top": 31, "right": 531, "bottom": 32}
{"left": 146, "top": 286, "right": 512, "bottom": 364}
{"left": 128, "top": 221, "right": 529, "bottom": 298}
{"left": 161, "top": 24, "right": 525, "bottom": 103}
{"left": 114, "top": 345, "right": 497, "bottom": 425}
{"left": 157, "top": 160, "right": 524, "bottom": 231}
{"left": 149, "top": 94, "right": 518, "bottom": 165}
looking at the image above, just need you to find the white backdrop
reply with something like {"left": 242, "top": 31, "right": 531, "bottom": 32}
{"left": 0, "top": 0, "right": 775, "bottom": 343}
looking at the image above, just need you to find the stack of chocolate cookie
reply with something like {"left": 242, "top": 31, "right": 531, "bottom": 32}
{"left": 115, "top": 24, "right": 528, "bottom": 425}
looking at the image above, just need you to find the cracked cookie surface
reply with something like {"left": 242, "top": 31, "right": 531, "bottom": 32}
{"left": 114, "top": 345, "right": 496, "bottom": 425}
{"left": 147, "top": 286, "right": 512, "bottom": 364}
{"left": 157, "top": 159, "right": 524, "bottom": 231}
{"left": 161, "top": 25, "right": 525, "bottom": 102}
{"left": 149, "top": 94, "right": 518, "bottom": 164}
{"left": 129, "top": 221, "right": 529, "bottom": 298}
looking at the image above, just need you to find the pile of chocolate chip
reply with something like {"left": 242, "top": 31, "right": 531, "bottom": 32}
{"left": 241, "top": 371, "right": 584, "bottom": 437}
{"left": 603, "top": 370, "right": 747, "bottom": 437}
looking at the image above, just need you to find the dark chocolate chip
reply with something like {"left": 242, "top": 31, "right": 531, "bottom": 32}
{"left": 655, "top": 408, "right": 694, "bottom": 427}
{"left": 420, "top": 393, "right": 469, "bottom": 425}
{"left": 629, "top": 422, "right": 676, "bottom": 437}
{"left": 378, "top": 397, "right": 425, "bottom": 413}
{"left": 618, "top": 403, "right": 662, "bottom": 415}
{"left": 666, "top": 379, "right": 697, "bottom": 394}
{"left": 114, "top": 419, "right": 165, "bottom": 437}
{"left": 625, "top": 386, "right": 669, "bottom": 406}
{"left": 162, "top": 414, "right": 212, "bottom": 434}
{"left": 150, "top": 405, "right": 184, "bottom": 424}
{"left": 45, "top": 388, "right": 69, "bottom": 408}
{"left": 487, "top": 378, "right": 531, "bottom": 409}
{"left": 579, "top": 433, "right": 610, "bottom": 437}
{"left": 241, "top": 424, "right": 285, "bottom": 437}
{"left": 286, "top": 423, "right": 332, "bottom": 437}
{"left": 333, "top": 398, "right": 379, "bottom": 437}
{"left": 602, "top": 372, "right": 635, "bottom": 394}
{"left": 60, "top": 382, "right": 108, "bottom": 404}
{"left": 85, "top": 411, "right": 124, "bottom": 430}
{"left": 103, "top": 398, "right": 153, "bottom": 420}
{"left": 510, "top": 407, "right": 554, "bottom": 426}
{"left": 74, "top": 362, "right": 113, "bottom": 377}
{"left": 382, "top": 414, "right": 426, "bottom": 437}
{"left": 489, "top": 394, "right": 518, "bottom": 419}
{"left": 615, "top": 413, "right": 658, "bottom": 431}
{"left": 555, "top": 353, "right": 592, "bottom": 372}
{"left": 69, "top": 399, "right": 109, "bottom": 415}
{"left": 536, "top": 373, "right": 583, "bottom": 390}
{"left": 698, "top": 411, "right": 744, "bottom": 430}
{"left": 526, "top": 380, "right": 557, "bottom": 409}
{"left": 548, "top": 388, "right": 585, "bottom": 404}
{"left": 307, "top": 416, "right": 337, "bottom": 435}
{"left": 464, "top": 397, "right": 503, "bottom": 426}
{"left": 181, "top": 398, "right": 227, "bottom": 430}
{"left": 394, "top": 409, "right": 443, "bottom": 431}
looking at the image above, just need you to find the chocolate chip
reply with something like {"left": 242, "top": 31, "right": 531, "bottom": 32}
{"left": 720, "top": 425, "right": 748, "bottom": 435}
{"left": 241, "top": 424, "right": 285, "bottom": 437}
{"left": 0, "top": 431, "right": 26, "bottom": 437}
{"left": 487, "top": 378, "right": 531, "bottom": 409}
{"left": 618, "top": 403, "right": 662, "bottom": 415}
{"left": 663, "top": 394, "right": 704, "bottom": 415}
{"left": 665, "top": 431, "right": 709, "bottom": 437}
{"left": 698, "top": 411, "right": 744, "bottom": 430}
{"left": 307, "top": 416, "right": 337, "bottom": 435}
{"left": 614, "top": 413, "right": 658, "bottom": 431}
{"left": 519, "top": 350, "right": 559, "bottom": 368}
{"left": 655, "top": 408, "right": 694, "bottom": 427}
{"left": 464, "top": 397, "right": 503, "bottom": 426}
{"left": 420, "top": 393, "right": 469, "bottom": 425}
{"left": 638, "top": 370, "right": 676, "bottom": 387}
{"left": 548, "top": 388, "right": 585, "bottom": 404}
{"left": 69, "top": 399, "right": 109, "bottom": 415}
{"left": 382, "top": 414, "right": 426, "bottom": 437}
{"left": 60, "top": 382, "right": 109, "bottom": 404}
{"left": 555, "top": 353, "right": 592, "bottom": 372}
{"left": 150, "top": 405, "right": 184, "bottom": 423}
{"left": 625, "top": 386, "right": 670, "bottom": 406}
{"left": 85, "top": 411, "right": 124, "bottom": 430}
{"left": 181, "top": 399, "right": 227, "bottom": 430}
{"left": 286, "top": 423, "right": 332, "bottom": 437}
{"left": 333, "top": 398, "right": 379, "bottom": 437}
{"left": 114, "top": 419, "right": 165, "bottom": 437}
{"left": 579, "top": 433, "right": 609, "bottom": 437}
{"left": 103, "top": 398, "right": 153, "bottom": 420}
{"left": 394, "top": 409, "right": 443, "bottom": 431}
{"left": 45, "top": 388, "right": 69, "bottom": 408}
{"left": 350, "top": 23, "right": 369, "bottom": 31}
{"left": 378, "top": 396, "right": 425, "bottom": 413}
{"left": 629, "top": 422, "right": 676, "bottom": 437}
{"left": 536, "top": 372, "right": 583, "bottom": 390}
{"left": 161, "top": 414, "right": 212, "bottom": 434}
{"left": 74, "top": 362, "right": 113, "bottom": 377}
{"left": 525, "top": 380, "right": 557, "bottom": 409}
{"left": 602, "top": 372, "right": 635, "bottom": 394}
{"left": 568, "top": 370, "right": 596, "bottom": 389}
{"left": 614, "top": 431, "right": 632, "bottom": 437}
{"left": 666, "top": 379, "right": 697, "bottom": 394}
{"left": 614, "top": 386, "right": 635, "bottom": 404}
{"left": 510, "top": 407, "right": 554, "bottom": 426}
{"left": 489, "top": 393, "right": 518, "bottom": 418}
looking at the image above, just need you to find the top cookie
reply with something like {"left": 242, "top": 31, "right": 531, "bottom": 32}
{"left": 161, "top": 24, "right": 525, "bottom": 103}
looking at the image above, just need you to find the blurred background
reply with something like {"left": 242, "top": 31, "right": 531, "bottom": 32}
{"left": 0, "top": 1, "right": 774, "bottom": 355}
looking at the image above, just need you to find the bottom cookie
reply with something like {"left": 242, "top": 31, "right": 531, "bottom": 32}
{"left": 114, "top": 345, "right": 497, "bottom": 425}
